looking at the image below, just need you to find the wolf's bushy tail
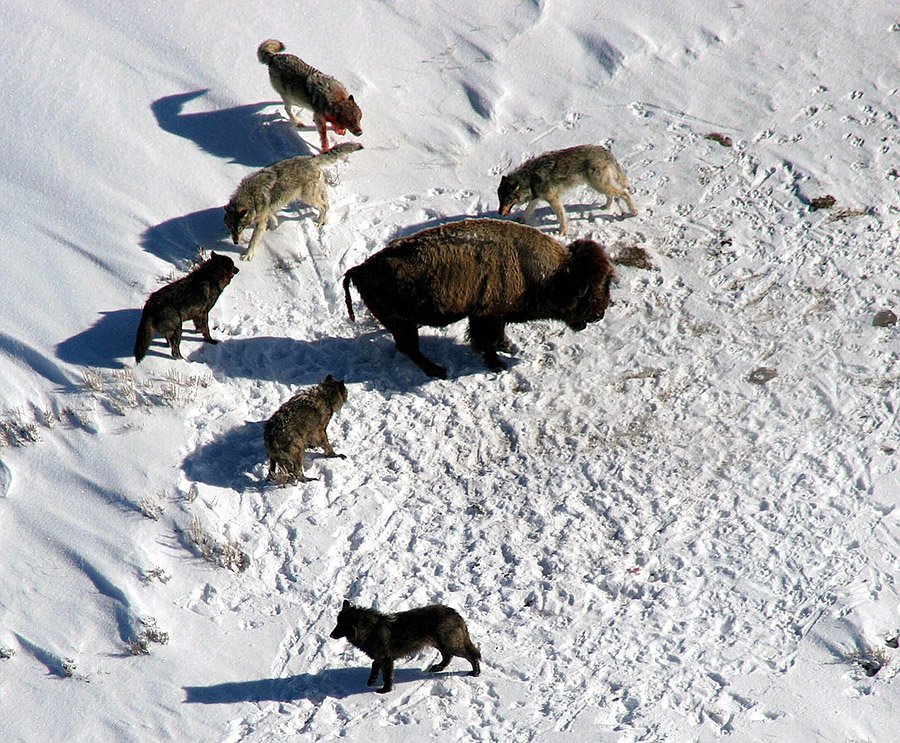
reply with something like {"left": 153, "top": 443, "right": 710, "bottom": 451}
{"left": 316, "top": 142, "right": 364, "bottom": 167}
{"left": 257, "top": 39, "right": 286, "bottom": 65}
{"left": 342, "top": 270, "right": 357, "bottom": 322}
{"left": 133, "top": 311, "right": 155, "bottom": 363}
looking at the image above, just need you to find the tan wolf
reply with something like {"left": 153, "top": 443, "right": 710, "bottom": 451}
{"left": 224, "top": 142, "right": 363, "bottom": 261}
{"left": 498, "top": 144, "right": 636, "bottom": 234}
{"left": 263, "top": 375, "right": 348, "bottom": 484}
{"left": 329, "top": 601, "right": 482, "bottom": 694}
{"left": 257, "top": 39, "right": 362, "bottom": 152}
{"left": 133, "top": 252, "right": 238, "bottom": 363}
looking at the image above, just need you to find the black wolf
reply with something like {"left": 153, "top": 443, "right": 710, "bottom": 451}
{"left": 133, "top": 252, "right": 238, "bottom": 363}
{"left": 329, "top": 600, "right": 481, "bottom": 693}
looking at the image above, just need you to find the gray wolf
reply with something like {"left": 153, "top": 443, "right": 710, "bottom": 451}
{"left": 263, "top": 375, "right": 348, "bottom": 484}
{"left": 343, "top": 218, "right": 616, "bottom": 378}
{"left": 134, "top": 252, "right": 238, "bottom": 363}
{"left": 257, "top": 39, "right": 362, "bottom": 152}
{"left": 498, "top": 144, "right": 636, "bottom": 234}
{"left": 329, "top": 600, "right": 481, "bottom": 693}
{"left": 224, "top": 142, "right": 363, "bottom": 261}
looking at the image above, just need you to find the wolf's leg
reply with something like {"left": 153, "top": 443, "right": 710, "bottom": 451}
{"left": 166, "top": 325, "right": 184, "bottom": 360}
{"left": 546, "top": 194, "right": 568, "bottom": 235}
{"left": 193, "top": 313, "right": 218, "bottom": 344}
{"left": 313, "top": 113, "right": 331, "bottom": 152}
{"left": 367, "top": 661, "right": 381, "bottom": 686}
{"left": 522, "top": 199, "right": 538, "bottom": 224}
{"left": 311, "top": 183, "right": 329, "bottom": 226}
{"left": 283, "top": 99, "right": 304, "bottom": 126}
{"left": 241, "top": 220, "right": 268, "bottom": 261}
{"left": 318, "top": 430, "right": 346, "bottom": 459}
{"left": 376, "top": 659, "right": 394, "bottom": 693}
{"left": 430, "top": 652, "right": 453, "bottom": 673}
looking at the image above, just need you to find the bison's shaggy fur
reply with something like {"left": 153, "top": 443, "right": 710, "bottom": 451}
{"left": 343, "top": 218, "right": 616, "bottom": 378}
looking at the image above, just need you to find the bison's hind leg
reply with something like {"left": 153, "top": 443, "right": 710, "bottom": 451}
{"left": 386, "top": 319, "right": 447, "bottom": 379}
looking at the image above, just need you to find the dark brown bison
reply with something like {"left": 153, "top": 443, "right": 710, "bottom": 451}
{"left": 342, "top": 218, "right": 615, "bottom": 378}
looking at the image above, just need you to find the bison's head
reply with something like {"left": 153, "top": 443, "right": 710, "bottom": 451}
{"left": 554, "top": 239, "right": 616, "bottom": 330}
{"left": 497, "top": 174, "right": 530, "bottom": 216}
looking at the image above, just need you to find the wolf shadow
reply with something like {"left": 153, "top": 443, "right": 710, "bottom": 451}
{"left": 150, "top": 89, "right": 310, "bottom": 167}
{"left": 183, "top": 666, "right": 455, "bottom": 704}
{"left": 56, "top": 309, "right": 142, "bottom": 370}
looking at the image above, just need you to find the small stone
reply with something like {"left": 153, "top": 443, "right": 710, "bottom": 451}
{"left": 873, "top": 310, "right": 897, "bottom": 328}
{"left": 705, "top": 132, "right": 733, "bottom": 147}
{"left": 809, "top": 195, "right": 836, "bottom": 210}
{"left": 749, "top": 367, "right": 777, "bottom": 384}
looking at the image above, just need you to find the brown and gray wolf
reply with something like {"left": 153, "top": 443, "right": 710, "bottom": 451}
{"left": 343, "top": 218, "right": 616, "bottom": 378}
{"left": 133, "top": 252, "right": 238, "bottom": 363}
{"left": 257, "top": 39, "right": 362, "bottom": 153}
{"left": 498, "top": 144, "right": 636, "bottom": 235}
{"left": 329, "top": 600, "right": 481, "bottom": 694}
{"left": 224, "top": 142, "right": 363, "bottom": 261}
{"left": 263, "top": 375, "right": 348, "bottom": 484}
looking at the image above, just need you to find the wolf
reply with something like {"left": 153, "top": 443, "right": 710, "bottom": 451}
{"left": 329, "top": 600, "right": 481, "bottom": 694}
{"left": 257, "top": 39, "right": 363, "bottom": 152}
{"left": 133, "top": 252, "right": 238, "bottom": 363}
{"left": 263, "top": 375, "right": 348, "bottom": 484}
{"left": 343, "top": 218, "right": 616, "bottom": 378}
{"left": 498, "top": 144, "right": 636, "bottom": 235}
{"left": 224, "top": 142, "right": 363, "bottom": 261}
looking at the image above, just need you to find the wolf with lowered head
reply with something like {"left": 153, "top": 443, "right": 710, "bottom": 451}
{"left": 257, "top": 39, "right": 362, "bottom": 153}
{"left": 498, "top": 143, "right": 636, "bottom": 234}
{"left": 224, "top": 142, "right": 362, "bottom": 261}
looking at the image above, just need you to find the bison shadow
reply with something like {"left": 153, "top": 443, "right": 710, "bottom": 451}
{"left": 183, "top": 666, "right": 468, "bottom": 704}
{"left": 203, "top": 331, "right": 499, "bottom": 388}
{"left": 151, "top": 89, "right": 310, "bottom": 168}
{"left": 56, "top": 309, "right": 142, "bottom": 370}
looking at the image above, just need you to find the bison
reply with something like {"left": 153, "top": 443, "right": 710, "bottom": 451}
{"left": 342, "top": 218, "right": 616, "bottom": 378}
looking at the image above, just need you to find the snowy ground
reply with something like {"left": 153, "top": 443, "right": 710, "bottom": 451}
{"left": 1, "top": 1, "right": 898, "bottom": 741}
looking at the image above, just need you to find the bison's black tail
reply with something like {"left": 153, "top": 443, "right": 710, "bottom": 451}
{"left": 133, "top": 310, "right": 154, "bottom": 363}
{"left": 343, "top": 270, "right": 357, "bottom": 322}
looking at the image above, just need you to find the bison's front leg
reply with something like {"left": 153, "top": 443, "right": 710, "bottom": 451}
{"left": 468, "top": 317, "right": 509, "bottom": 372}
{"left": 389, "top": 321, "right": 447, "bottom": 379}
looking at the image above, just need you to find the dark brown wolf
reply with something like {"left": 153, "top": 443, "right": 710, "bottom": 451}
{"left": 343, "top": 218, "right": 616, "bottom": 378}
{"left": 329, "top": 600, "right": 481, "bottom": 693}
{"left": 133, "top": 252, "right": 238, "bottom": 363}
{"left": 263, "top": 375, "right": 348, "bottom": 484}
{"left": 257, "top": 39, "right": 362, "bottom": 153}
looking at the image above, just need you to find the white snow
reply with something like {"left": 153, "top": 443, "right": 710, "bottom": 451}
{"left": 1, "top": 1, "right": 898, "bottom": 740}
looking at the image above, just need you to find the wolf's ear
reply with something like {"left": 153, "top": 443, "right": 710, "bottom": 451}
{"left": 342, "top": 599, "right": 350, "bottom": 609}
{"left": 325, "top": 374, "right": 334, "bottom": 382}
{"left": 349, "top": 95, "right": 355, "bottom": 102}
{"left": 211, "top": 251, "right": 219, "bottom": 258}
